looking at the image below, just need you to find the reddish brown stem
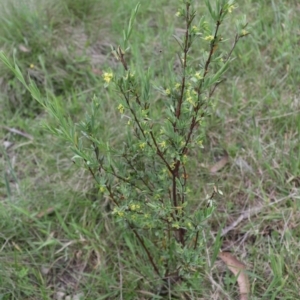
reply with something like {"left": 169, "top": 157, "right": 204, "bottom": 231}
{"left": 175, "top": 3, "right": 191, "bottom": 120}
{"left": 130, "top": 225, "right": 161, "bottom": 277}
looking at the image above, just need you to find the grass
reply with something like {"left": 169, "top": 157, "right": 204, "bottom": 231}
{"left": 0, "top": 0, "right": 300, "bottom": 299}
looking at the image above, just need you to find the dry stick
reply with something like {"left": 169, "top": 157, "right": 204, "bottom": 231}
{"left": 207, "top": 273, "right": 232, "bottom": 299}
{"left": 220, "top": 207, "right": 262, "bottom": 237}
{"left": 2, "top": 125, "right": 34, "bottom": 140}
{"left": 221, "top": 193, "right": 297, "bottom": 237}
{"left": 257, "top": 110, "right": 300, "bottom": 121}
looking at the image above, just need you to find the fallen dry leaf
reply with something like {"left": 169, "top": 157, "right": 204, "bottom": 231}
{"left": 234, "top": 157, "right": 254, "bottom": 174}
{"left": 219, "top": 251, "right": 250, "bottom": 300}
{"left": 12, "top": 241, "right": 22, "bottom": 252}
{"left": 36, "top": 207, "right": 55, "bottom": 219}
{"left": 3, "top": 140, "right": 14, "bottom": 150}
{"left": 210, "top": 154, "right": 229, "bottom": 174}
{"left": 18, "top": 44, "right": 31, "bottom": 53}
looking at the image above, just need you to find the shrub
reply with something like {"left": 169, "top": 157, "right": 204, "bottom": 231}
{"left": 0, "top": 0, "right": 248, "bottom": 296}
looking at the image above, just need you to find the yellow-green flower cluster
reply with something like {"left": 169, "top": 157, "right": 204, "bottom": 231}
{"left": 124, "top": 71, "right": 135, "bottom": 80}
{"left": 191, "top": 25, "right": 199, "bottom": 34}
{"left": 187, "top": 222, "right": 193, "bottom": 229}
{"left": 159, "top": 141, "right": 167, "bottom": 149}
{"left": 141, "top": 109, "right": 148, "bottom": 118}
{"left": 139, "top": 142, "right": 146, "bottom": 150}
{"left": 197, "top": 139, "right": 204, "bottom": 148}
{"left": 118, "top": 104, "right": 124, "bottom": 114}
{"left": 204, "top": 35, "right": 214, "bottom": 41}
{"left": 202, "top": 21, "right": 209, "bottom": 32}
{"left": 186, "top": 87, "right": 197, "bottom": 107}
{"left": 175, "top": 83, "right": 181, "bottom": 90}
{"left": 227, "top": 4, "right": 237, "bottom": 14}
{"left": 154, "top": 194, "right": 161, "bottom": 200}
{"left": 112, "top": 207, "right": 125, "bottom": 217}
{"left": 129, "top": 203, "right": 141, "bottom": 211}
{"left": 160, "top": 168, "right": 171, "bottom": 179}
{"left": 172, "top": 222, "right": 180, "bottom": 229}
{"left": 194, "top": 72, "right": 203, "bottom": 80}
{"left": 241, "top": 29, "right": 249, "bottom": 37}
{"left": 103, "top": 72, "right": 113, "bottom": 83}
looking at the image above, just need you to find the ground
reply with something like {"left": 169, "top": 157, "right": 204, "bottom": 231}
{"left": 0, "top": 0, "right": 299, "bottom": 299}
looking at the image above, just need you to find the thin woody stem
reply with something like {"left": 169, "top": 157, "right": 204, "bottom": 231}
{"left": 149, "top": 131, "right": 173, "bottom": 173}
{"left": 175, "top": 3, "right": 191, "bottom": 120}
{"left": 181, "top": 9, "right": 225, "bottom": 157}
{"left": 129, "top": 224, "right": 161, "bottom": 277}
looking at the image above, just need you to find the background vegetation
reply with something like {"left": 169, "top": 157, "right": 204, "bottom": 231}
{"left": 0, "top": 0, "right": 299, "bottom": 299}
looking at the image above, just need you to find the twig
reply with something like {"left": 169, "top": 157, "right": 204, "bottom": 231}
{"left": 207, "top": 272, "right": 232, "bottom": 299}
{"left": 117, "top": 249, "right": 123, "bottom": 300}
{"left": 221, "top": 205, "right": 264, "bottom": 237}
{"left": 221, "top": 193, "right": 297, "bottom": 237}
{"left": 129, "top": 224, "right": 161, "bottom": 277}
{"left": 181, "top": 10, "right": 224, "bottom": 157}
{"left": 2, "top": 126, "right": 34, "bottom": 140}
{"left": 257, "top": 110, "right": 300, "bottom": 121}
{"left": 175, "top": 2, "right": 191, "bottom": 119}
{"left": 149, "top": 131, "right": 173, "bottom": 173}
